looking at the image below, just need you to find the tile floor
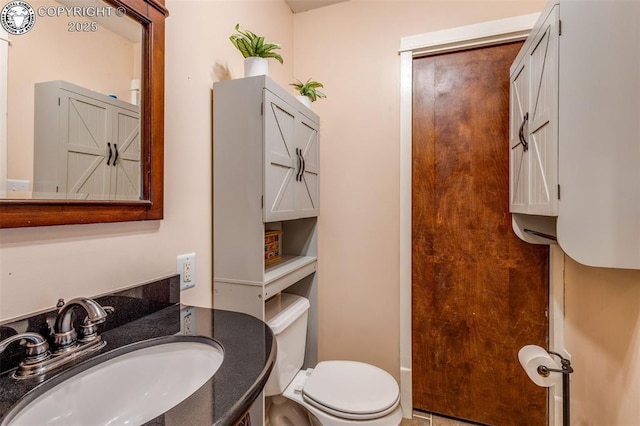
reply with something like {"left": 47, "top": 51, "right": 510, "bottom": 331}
{"left": 400, "top": 411, "right": 479, "bottom": 426}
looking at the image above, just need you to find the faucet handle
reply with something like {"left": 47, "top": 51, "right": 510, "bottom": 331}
{"left": 77, "top": 305, "right": 114, "bottom": 343}
{"left": 0, "top": 333, "right": 51, "bottom": 364}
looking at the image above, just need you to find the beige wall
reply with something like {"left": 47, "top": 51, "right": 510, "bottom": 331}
{"left": 565, "top": 256, "right": 640, "bottom": 425}
{"left": 7, "top": 0, "right": 139, "bottom": 181}
{"left": 293, "top": 0, "right": 546, "bottom": 378}
{"left": 2, "top": 1, "right": 640, "bottom": 424}
{"left": 0, "top": 0, "right": 294, "bottom": 320}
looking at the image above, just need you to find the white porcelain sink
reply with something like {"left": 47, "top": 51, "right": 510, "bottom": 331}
{"left": 4, "top": 338, "right": 224, "bottom": 426}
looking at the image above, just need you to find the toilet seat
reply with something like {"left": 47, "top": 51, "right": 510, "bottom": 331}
{"left": 300, "top": 360, "right": 400, "bottom": 421}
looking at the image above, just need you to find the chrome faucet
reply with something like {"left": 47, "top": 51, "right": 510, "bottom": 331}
{"left": 52, "top": 298, "right": 109, "bottom": 351}
{"left": 0, "top": 298, "right": 112, "bottom": 378}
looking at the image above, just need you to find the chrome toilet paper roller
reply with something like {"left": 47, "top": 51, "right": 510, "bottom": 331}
{"left": 518, "top": 345, "right": 574, "bottom": 426}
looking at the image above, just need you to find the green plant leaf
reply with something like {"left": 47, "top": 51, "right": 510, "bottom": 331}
{"left": 262, "top": 51, "right": 284, "bottom": 64}
{"left": 230, "top": 24, "right": 283, "bottom": 62}
{"left": 240, "top": 38, "right": 255, "bottom": 58}
{"left": 252, "top": 36, "right": 264, "bottom": 53}
{"left": 290, "top": 78, "right": 326, "bottom": 102}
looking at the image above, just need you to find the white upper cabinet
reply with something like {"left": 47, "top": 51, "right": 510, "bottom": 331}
{"left": 510, "top": 5, "right": 558, "bottom": 216}
{"left": 33, "top": 80, "right": 140, "bottom": 200}
{"left": 263, "top": 89, "right": 319, "bottom": 222}
{"left": 510, "top": 0, "right": 640, "bottom": 269}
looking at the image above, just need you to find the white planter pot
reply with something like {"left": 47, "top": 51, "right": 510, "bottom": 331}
{"left": 244, "top": 57, "right": 268, "bottom": 77}
{"left": 296, "top": 95, "right": 312, "bottom": 109}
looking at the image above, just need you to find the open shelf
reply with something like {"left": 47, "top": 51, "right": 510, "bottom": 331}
{"left": 264, "top": 255, "right": 317, "bottom": 299}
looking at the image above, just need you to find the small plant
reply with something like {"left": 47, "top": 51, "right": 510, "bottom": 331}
{"left": 229, "top": 24, "right": 283, "bottom": 64}
{"left": 291, "top": 79, "right": 326, "bottom": 102}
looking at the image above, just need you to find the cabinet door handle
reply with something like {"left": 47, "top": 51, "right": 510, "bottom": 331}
{"left": 113, "top": 144, "right": 119, "bottom": 166}
{"left": 300, "top": 149, "right": 306, "bottom": 181}
{"left": 106, "top": 142, "right": 113, "bottom": 165}
{"left": 296, "top": 148, "right": 302, "bottom": 181}
{"left": 512, "top": 112, "right": 529, "bottom": 151}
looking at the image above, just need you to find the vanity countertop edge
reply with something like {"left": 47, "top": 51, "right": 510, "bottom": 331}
{"left": 0, "top": 303, "right": 276, "bottom": 426}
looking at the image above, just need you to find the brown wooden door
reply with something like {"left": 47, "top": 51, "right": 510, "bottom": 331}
{"left": 411, "top": 42, "right": 549, "bottom": 425}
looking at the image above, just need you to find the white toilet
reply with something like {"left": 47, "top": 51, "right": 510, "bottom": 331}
{"left": 264, "top": 293, "right": 403, "bottom": 426}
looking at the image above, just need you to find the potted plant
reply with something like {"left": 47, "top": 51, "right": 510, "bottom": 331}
{"left": 291, "top": 79, "right": 326, "bottom": 108}
{"left": 229, "top": 24, "right": 283, "bottom": 77}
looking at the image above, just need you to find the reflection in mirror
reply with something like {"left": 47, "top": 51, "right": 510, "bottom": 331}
{"left": 1, "top": 0, "right": 142, "bottom": 200}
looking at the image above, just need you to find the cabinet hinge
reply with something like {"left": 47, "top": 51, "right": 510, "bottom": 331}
{"left": 558, "top": 20, "right": 562, "bottom": 36}
{"left": 558, "top": 184, "right": 561, "bottom": 200}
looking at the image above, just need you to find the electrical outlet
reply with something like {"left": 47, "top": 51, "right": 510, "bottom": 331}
{"left": 177, "top": 253, "right": 196, "bottom": 290}
{"left": 180, "top": 307, "right": 196, "bottom": 335}
{"left": 7, "top": 179, "right": 29, "bottom": 192}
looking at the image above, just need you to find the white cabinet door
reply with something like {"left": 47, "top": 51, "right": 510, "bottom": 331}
{"left": 263, "top": 90, "right": 319, "bottom": 222}
{"left": 62, "top": 90, "right": 111, "bottom": 199}
{"left": 264, "top": 90, "right": 298, "bottom": 221}
{"left": 527, "top": 6, "right": 558, "bottom": 215}
{"left": 295, "top": 115, "right": 319, "bottom": 217}
{"left": 509, "top": 59, "right": 529, "bottom": 213}
{"left": 509, "top": 5, "right": 558, "bottom": 216}
{"left": 111, "top": 107, "right": 141, "bottom": 200}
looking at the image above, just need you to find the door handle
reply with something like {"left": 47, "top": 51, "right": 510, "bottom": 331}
{"left": 106, "top": 142, "right": 113, "bottom": 165}
{"left": 511, "top": 112, "right": 529, "bottom": 151}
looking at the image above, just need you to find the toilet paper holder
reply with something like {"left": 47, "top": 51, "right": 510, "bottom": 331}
{"left": 538, "top": 351, "right": 573, "bottom": 426}
{"left": 536, "top": 350, "right": 574, "bottom": 426}
{"left": 536, "top": 350, "right": 574, "bottom": 378}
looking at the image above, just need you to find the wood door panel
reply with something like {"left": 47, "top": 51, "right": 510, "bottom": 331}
{"left": 412, "top": 42, "right": 549, "bottom": 425}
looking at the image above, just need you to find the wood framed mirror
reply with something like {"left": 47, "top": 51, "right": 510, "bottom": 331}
{"left": 0, "top": 0, "right": 168, "bottom": 228}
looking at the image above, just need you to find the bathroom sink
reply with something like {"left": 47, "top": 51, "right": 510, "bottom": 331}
{"left": 3, "top": 337, "right": 224, "bottom": 426}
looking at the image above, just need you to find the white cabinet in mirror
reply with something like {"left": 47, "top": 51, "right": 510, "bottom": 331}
{"left": 32, "top": 80, "right": 140, "bottom": 200}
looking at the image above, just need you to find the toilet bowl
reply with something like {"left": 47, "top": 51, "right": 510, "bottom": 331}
{"left": 264, "top": 294, "right": 402, "bottom": 426}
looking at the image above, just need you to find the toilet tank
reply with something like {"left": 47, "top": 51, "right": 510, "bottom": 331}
{"left": 264, "top": 293, "right": 310, "bottom": 396}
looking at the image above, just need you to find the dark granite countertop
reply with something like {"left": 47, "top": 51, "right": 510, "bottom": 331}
{"left": 0, "top": 290, "right": 275, "bottom": 426}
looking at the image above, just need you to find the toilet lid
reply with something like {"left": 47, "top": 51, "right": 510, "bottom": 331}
{"left": 302, "top": 361, "right": 400, "bottom": 420}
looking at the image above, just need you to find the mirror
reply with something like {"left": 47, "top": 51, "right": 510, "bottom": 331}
{"left": 0, "top": 0, "right": 168, "bottom": 227}
{"left": 3, "top": 0, "right": 142, "bottom": 201}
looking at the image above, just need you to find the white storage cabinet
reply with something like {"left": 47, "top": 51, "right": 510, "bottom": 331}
{"left": 510, "top": 0, "right": 640, "bottom": 269}
{"left": 213, "top": 75, "right": 320, "bottom": 423}
{"left": 212, "top": 74, "right": 319, "bottom": 361}
{"left": 33, "top": 80, "right": 140, "bottom": 200}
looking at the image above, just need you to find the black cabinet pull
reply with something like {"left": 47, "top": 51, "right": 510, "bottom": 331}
{"left": 113, "top": 144, "right": 119, "bottom": 166}
{"left": 512, "top": 112, "right": 529, "bottom": 151}
{"left": 295, "top": 148, "right": 302, "bottom": 181}
{"left": 106, "top": 142, "right": 113, "bottom": 165}
{"left": 300, "top": 148, "right": 306, "bottom": 181}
